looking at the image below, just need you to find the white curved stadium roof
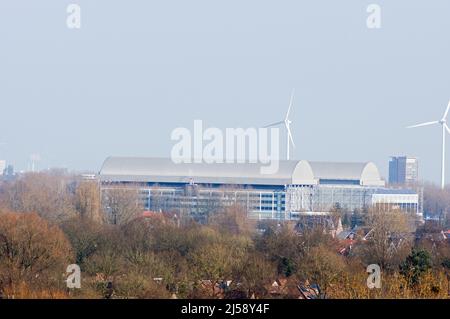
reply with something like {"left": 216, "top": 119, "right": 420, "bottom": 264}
{"left": 308, "top": 161, "right": 385, "bottom": 186}
{"left": 99, "top": 157, "right": 385, "bottom": 187}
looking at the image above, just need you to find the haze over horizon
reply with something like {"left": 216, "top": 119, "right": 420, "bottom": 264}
{"left": 1, "top": 1, "right": 450, "bottom": 184}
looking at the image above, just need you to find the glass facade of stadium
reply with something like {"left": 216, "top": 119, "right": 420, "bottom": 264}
{"left": 286, "top": 185, "right": 420, "bottom": 218}
{"left": 99, "top": 157, "right": 422, "bottom": 221}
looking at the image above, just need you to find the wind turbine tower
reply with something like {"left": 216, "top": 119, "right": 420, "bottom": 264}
{"left": 264, "top": 90, "right": 296, "bottom": 160}
{"left": 407, "top": 100, "right": 450, "bottom": 189}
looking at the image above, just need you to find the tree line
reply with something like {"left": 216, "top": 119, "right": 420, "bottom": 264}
{"left": 0, "top": 171, "right": 449, "bottom": 299}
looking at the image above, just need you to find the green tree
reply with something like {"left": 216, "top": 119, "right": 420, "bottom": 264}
{"left": 400, "top": 249, "right": 433, "bottom": 285}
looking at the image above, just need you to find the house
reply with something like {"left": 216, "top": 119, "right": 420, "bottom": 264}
{"left": 337, "top": 230, "right": 357, "bottom": 241}
{"left": 415, "top": 228, "right": 448, "bottom": 243}
{"left": 336, "top": 228, "right": 362, "bottom": 255}
{"left": 337, "top": 238, "right": 355, "bottom": 256}
{"left": 297, "top": 281, "right": 321, "bottom": 299}
{"left": 295, "top": 215, "right": 343, "bottom": 238}
{"left": 196, "top": 279, "right": 233, "bottom": 298}
{"left": 352, "top": 226, "right": 375, "bottom": 241}
{"left": 268, "top": 278, "right": 288, "bottom": 295}
{"left": 268, "top": 278, "right": 317, "bottom": 299}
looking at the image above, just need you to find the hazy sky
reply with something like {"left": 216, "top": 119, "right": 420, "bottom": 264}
{"left": 1, "top": 1, "right": 450, "bottom": 183}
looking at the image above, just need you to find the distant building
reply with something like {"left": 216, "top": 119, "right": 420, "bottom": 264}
{"left": 80, "top": 173, "right": 97, "bottom": 180}
{"left": 0, "top": 160, "right": 5, "bottom": 175}
{"left": 99, "top": 157, "right": 422, "bottom": 221}
{"left": 389, "top": 156, "right": 418, "bottom": 185}
{"left": 3, "top": 164, "right": 15, "bottom": 181}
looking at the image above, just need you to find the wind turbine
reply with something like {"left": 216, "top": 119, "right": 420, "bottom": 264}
{"left": 264, "top": 90, "right": 296, "bottom": 160}
{"left": 407, "top": 100, "right": 450, "bottom": 189}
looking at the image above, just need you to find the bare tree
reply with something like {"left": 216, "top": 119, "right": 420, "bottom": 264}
{"left": 0, "top": 210, "right": 73, "bottom": 297}
{"left": 74, "top": 180, "right": 103, "bottom": 223}
{"left": 423, "top": 183, "right": 450, "bottom": 225}
{"left": 208, "top": 204, "right": 255, "bottom": 235}
{"left": 358, "top": 208, "right": 416, "bottom": 269}
{"left": 102, "top": 187, "right": 143, "bottom": 225}
{"left": 299, "top": 244, "right": 347, "bottom": 298}
{"left": 233, "top": 251, "right": 276, "bottom": 298}
{"left": 0, "top": 172, "right": 77, "bottom": 222}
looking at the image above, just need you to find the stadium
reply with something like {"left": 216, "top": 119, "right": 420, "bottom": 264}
{"left": 99, "top": 157, "right": 421, "bottom": 221}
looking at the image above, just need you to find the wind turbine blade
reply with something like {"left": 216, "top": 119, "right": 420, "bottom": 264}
{"left": 445, "top": 124, "right": 450, "bottom": 135}
{"left": 406, "top": 121, "right": 439, "bottom": 128}
{"left": 285, "top": 89, "right": 295, "bottom": 120}
{"left": 286, "top": 126, "right": 295, "bottom": 148}
{"left": 443, "top": 100, "right": 450, "bottom": 120}
{"left": 263, "top": 120, "right": 284, "bottom": 128}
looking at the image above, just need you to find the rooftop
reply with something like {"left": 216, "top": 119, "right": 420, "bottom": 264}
{"left": 99, "top": 157, "right": 385, "bottom": 187}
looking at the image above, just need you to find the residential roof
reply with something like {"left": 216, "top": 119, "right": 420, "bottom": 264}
{"left": 99, "top": 157, "right": 385, "bottom": 187}
{"left": 336, "top": 230, "right": 356, "bottom": 240}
